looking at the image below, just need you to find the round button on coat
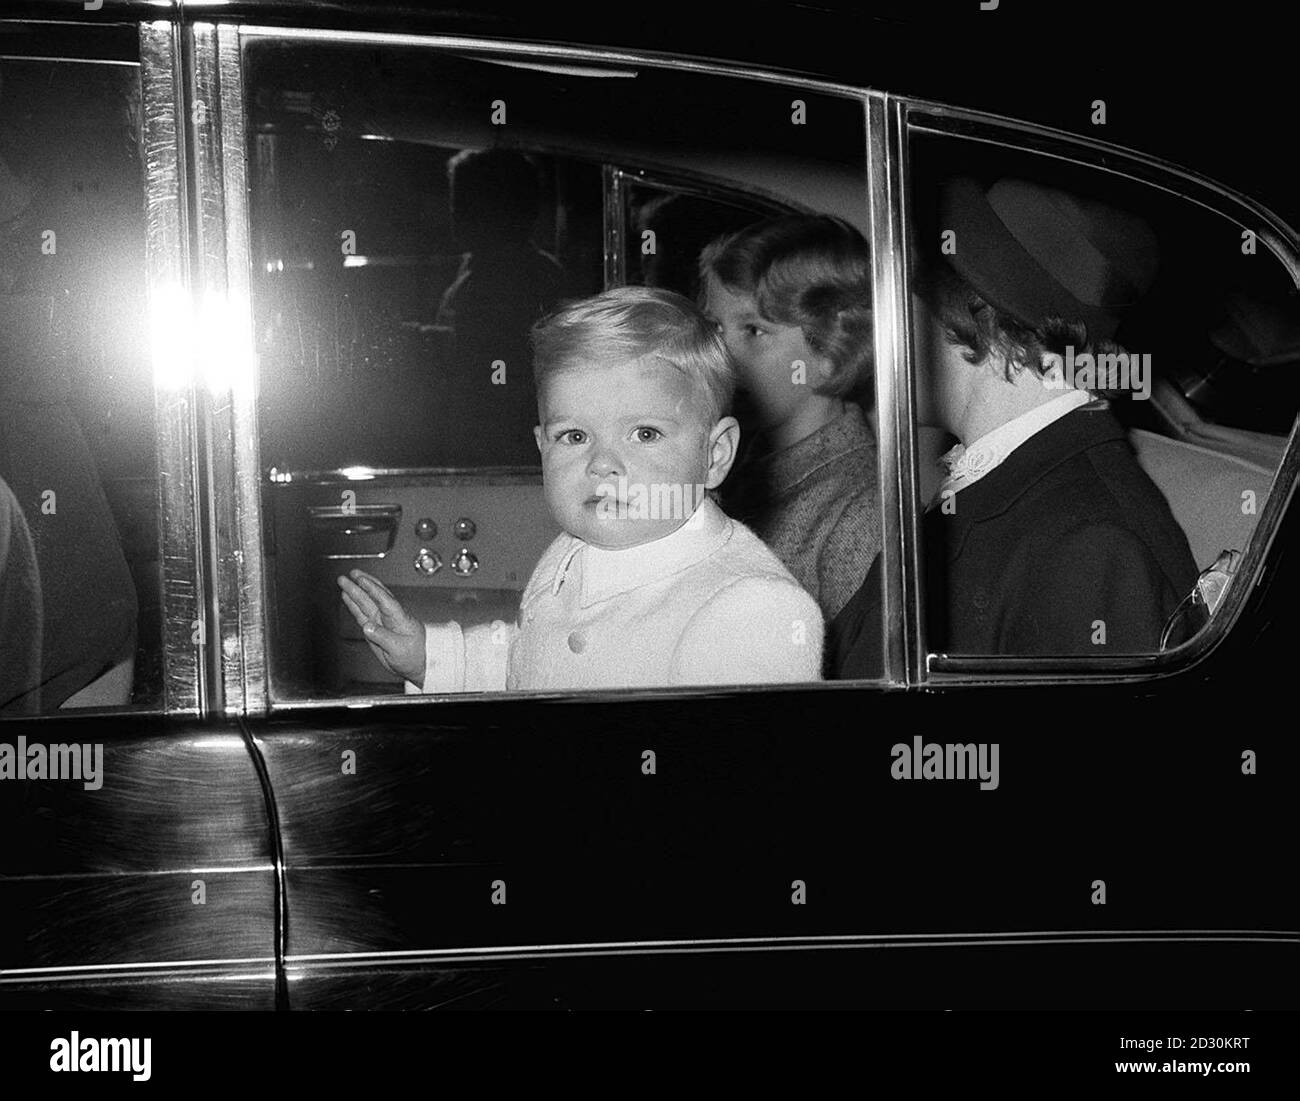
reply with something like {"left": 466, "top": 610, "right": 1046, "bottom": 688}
{"left": 567, "top": 630, "right": 587, "bottom": 654}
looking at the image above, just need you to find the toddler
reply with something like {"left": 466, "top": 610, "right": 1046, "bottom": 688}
{"left": 339, "top": 286, "right": 822, "bottom": 691}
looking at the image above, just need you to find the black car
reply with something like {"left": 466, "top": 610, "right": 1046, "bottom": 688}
{"left": 0, "top": 0, "right": 1296, "bottom": 1010}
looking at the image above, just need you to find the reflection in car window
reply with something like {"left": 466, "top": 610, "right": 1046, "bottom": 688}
{"left": 244, "top": 41, "right": 883, "bottom": 702}
{"left": 250, "top": 129, "right": 602, "bottom": 472}
{"left": 0, "top": 58, "right": 161, "bottom": 715}
{"left": 831, "top": 132, "right": 1299, "bottom": 674}
{"left": 623, "top": 183, "right": 771, "bottom": 301}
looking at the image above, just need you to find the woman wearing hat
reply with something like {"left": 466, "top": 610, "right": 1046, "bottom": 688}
{"left": 830, "top": 176, "right": 1201, "bottom": 675}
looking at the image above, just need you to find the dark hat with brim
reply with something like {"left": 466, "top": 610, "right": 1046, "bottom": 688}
{"left": 939, "top": 176, "right": 1160, "bottom": 342}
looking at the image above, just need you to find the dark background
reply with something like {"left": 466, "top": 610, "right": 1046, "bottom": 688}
{"left": 3, "top": 1, "right": 1291, "bottom": 227}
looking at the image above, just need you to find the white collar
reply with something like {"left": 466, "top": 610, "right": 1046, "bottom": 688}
{"left": 548, "top": 497, "right": 732, "bottom": 607}
{"left": 937, "top": 389, "right": 1093, "bottom": 499}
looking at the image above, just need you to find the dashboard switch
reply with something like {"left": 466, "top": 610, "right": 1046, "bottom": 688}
{"left": 414, "top": 548, "right": 442, "bottom": 576}
{"left": 451, "top": 547, "right": 479, "bottom": 577}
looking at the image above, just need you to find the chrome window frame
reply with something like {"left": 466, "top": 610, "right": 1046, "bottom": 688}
{"left": 897, "top": 101, "right": 1300, "bottom": 687}
{"left": 189, "top": 23, "right": 267, "bottom": 715}
{"left": 601, "top": 164, "right": 626, "bottom": 288}
{"left": 601, "top": 164, "right": 804, "bottom": 294}
{"left": 868, "top": 95, "right": 923, "bottom": 688}
{"left": 140, "top": 19, "right": 210, "bottom": 716}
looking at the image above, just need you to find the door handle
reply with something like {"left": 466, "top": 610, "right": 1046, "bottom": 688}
{"left": 307, "top": 504, "right": 401, "bottom": 559}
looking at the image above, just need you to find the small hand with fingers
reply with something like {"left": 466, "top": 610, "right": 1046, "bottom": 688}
{"left": 337, "top": 569, "right": 427, "bottom": 685}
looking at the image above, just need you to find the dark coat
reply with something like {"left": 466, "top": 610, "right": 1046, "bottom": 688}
{"left": 830, "top": 403, "right": 1201, "bottom": 676}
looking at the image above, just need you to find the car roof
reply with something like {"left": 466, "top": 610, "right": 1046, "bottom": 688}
{"left": 3, "top": 0, "right": 1293, "bottom": 229}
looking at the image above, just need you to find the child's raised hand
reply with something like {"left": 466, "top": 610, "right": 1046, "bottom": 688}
{"left": 337, "top": 569, "right": 426, "bottom": 685}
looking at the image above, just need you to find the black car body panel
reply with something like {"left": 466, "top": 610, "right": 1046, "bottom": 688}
{"left": 0, "top": 716, "right": 277, "bottom": 1008}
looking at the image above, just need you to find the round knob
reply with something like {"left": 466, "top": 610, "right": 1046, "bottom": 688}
{"left": 415, "top": 517, "right": 437, "bottom": 541}
{"left": 414, "top": 548, "right": 442, "bottom": 576}
{"left": 451, "top": 547, "right": 479, "bottom": 577}
{"left": 453, "top": 517, "right": 476, "bottom": 541}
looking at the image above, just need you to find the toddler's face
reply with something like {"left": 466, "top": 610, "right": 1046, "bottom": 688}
{"left": 534, "top": 357, "right": 737, "bottom": 549}
{"left": 702, "top": 273, "right": 831, "bottom": 430}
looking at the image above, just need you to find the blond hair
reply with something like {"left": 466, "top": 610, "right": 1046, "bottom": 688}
{"left": 531, "top": 286, "right": 735, "bottom": 424}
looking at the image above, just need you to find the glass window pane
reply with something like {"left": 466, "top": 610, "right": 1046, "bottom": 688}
{"left": 244, "top": 41, "right": 884, "bottom": 702}
{"left": 897, "top": 129, "right": 1298, "bottom": 665}
{"left": 0, "top": 56, "right": 161, "bottom": 715}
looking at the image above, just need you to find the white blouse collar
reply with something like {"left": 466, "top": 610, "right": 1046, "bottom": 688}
{"left": 937, "top": 389, "right": 1093, "bottom": 499}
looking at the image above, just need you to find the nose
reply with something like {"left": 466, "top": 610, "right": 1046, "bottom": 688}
{"left": 586, "top": 444, "right": 624, "bottom": 478}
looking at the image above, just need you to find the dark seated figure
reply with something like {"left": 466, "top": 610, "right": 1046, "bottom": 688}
{"left": 0, "top": 296, "right": 137, "bottom": 709}
{"left": 435, "top": 148, "right": 568, "bottom": 466}
{"left": 831, "top": 402, "right": 1201, "bottom": 674}
{"left": 0, "top": 473, "right": 41, "bottom": 715}
{"left": 831, "top": 176, "right": 1201, "bottom": 676}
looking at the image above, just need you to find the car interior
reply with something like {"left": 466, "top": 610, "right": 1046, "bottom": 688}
{"left": 907, "top": 133, "right": 1298, "bottom": 651}
{"left": 248, "top": 43, "right": 872, "bottom": 699}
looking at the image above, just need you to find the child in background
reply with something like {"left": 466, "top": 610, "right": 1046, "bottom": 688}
{"left": 700, "top": 215, "right": 880, "bottom": 623}
{"left": 339, "top": 286, "right": 823, "bottom": 692}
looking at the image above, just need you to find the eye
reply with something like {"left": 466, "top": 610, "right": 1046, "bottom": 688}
{"left": 633, "top": 427, "right": 663, "bottom": 443}
{"left": 555, "top": 428, "right": 586, "bottom": 445}
{"left": 744, "top": 323, "right": 766, "bottom": 338}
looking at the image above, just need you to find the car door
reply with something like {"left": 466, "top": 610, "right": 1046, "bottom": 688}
{"left": 871, "top": 95, "right": 1300, "bottom": 997}
{"left": 0, "top": 18, "right": 277, "bottom": 1009}
{"left": 206, "top": 19, "right": 1296, "bottom": 1008}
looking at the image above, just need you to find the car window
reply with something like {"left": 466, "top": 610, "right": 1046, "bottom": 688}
{"left": 0, "top": 49, "right": 163, "bottom": 717}
{"left": 882, "top": 126, "right": 1299, "bottom": 675}
{"left": 241, "top": 38, "right": 885, "bottom": 704}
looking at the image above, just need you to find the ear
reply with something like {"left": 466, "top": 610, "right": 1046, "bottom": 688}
{"left": 809, "top": 352, "right": 842, "bottom": 394}
{"left": 533, "top": 424, "right": 543, "bottom": 455}
{"left": 1038, "top": 351, "right": 1066, "bottom": 390}
{"left": 704, "top": 416, "right": 741, "bottom": 490}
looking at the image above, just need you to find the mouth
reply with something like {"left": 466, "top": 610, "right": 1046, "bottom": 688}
{"left": 586, "top": 484, "right": 621, "bottom": 504}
